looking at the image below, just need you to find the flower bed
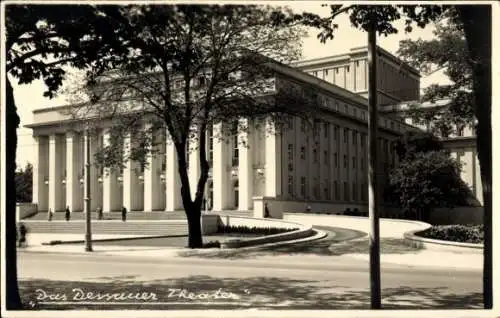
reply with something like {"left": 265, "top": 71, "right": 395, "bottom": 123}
{"left": 415, "top": 224, "right": 483, "bottom": 244}
{"left": 216, "top": 224, "right": 298, "bottom": 236}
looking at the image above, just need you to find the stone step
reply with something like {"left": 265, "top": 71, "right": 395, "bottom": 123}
{"left": 21, "top": 221, "right": 188, "bottom": 236}
{"left": 24, "top": 211, "right": 187, "bottom": 221}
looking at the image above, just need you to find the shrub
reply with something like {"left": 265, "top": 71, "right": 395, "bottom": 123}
{"left": 203, "top": 240, "right": 221, "bottom": 248}
{"left": 216, "top": 224, "right": 298, "bottom": 236}
{"left": 416, "top": 224, "right": 483, "bottom": 244}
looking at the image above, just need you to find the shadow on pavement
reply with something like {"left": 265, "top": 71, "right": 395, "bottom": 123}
{"left": 178, "top": 227, "right": 423, "bottom": 259}
{"left": 19, "top": 276, "right": 482, "bottom": 310}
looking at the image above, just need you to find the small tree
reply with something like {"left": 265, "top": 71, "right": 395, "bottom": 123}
{"left": 15, "top": 163, "right": 33, "bottom": 203}
{"left": 386, "top": 132, "right": 472, "bottom": 221}
{"left": 66, "top": 5, "right": 313, "bottom": 248}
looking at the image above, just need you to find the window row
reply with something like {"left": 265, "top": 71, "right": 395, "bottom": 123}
{"left": 287, "top": 176, "right": 368, "bottom": 202}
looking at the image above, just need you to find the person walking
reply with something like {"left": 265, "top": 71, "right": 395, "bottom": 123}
{"left": 264, "top": 202, "right": 270, "bottom": 218}
{"left": 18, "top": 223, "right": 28, "bottom": 248}
{"left": 97, "top": 206, "right": 103, "bottom": 220}
{"left": 47, "top": 209, "right": 53, "bottom": 221}
{"left": 121, "top": 206, "right": 127, "bottom": 222}
{"left": 65, "top": 206, "right": 71, "bottom": 221}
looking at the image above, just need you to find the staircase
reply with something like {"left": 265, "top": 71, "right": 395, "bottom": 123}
{"left": 24, "top": 210, "right": 187, "bottom": 221}
{"left": 22, "top": 220, "right": 188, "bottom": 236}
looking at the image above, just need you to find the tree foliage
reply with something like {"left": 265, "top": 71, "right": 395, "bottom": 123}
{"left": 386, "top": 132, "right": 472, "bottom": 221}
{"left": 15, "top": 163, "right": 33, "bottom": 203}
{"left": 397, "top": 7, "right": 475, "bottom": 137}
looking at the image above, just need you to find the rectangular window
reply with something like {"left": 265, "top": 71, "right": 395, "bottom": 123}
{"left": 345, "top": 104, "right": 349, "bottom": 113}
{"left": 334, "top": 125, "right": 338, "bottom": 140}
{"left": 343, "top": 155, "right": 348, "bottom": 168}
{"left": 334, "top": 152, "right": 338, "bottom": 168}
{"left": 361, "top": 133, "right": 366, "bottom": 148}
{"left": 353, "top": 108, "right": 357, "bottom": 117}
{"left": 324, "top": 122, "right": 329, "bottom": 138}
{"left": 313, "top": 148, "right": 318, "bottom": 163}
{"left": 288, "top": 176, "right": 294, "bottom": 195}
{"left": 335, "top": 68, "right": 339, "bottom": 74}
{"left": 334, "top": 181, "right": 339, "bottom": 200}
{"left": 313, "top": 71, "right": 318, "bottom": 77}
{"left": 325, "top": 69, "right": 329, "bottom": 76}
{"left": 344, "top": 128, "right": 348, "bottom": 143}
{"left": 361, "top": 157, "right": 365, "bottom": 171}
{"left": 346, "top": 66, "right": 350, "bottom": 72}
{"left": 288, "top": 144, "right": 293, "bottom": 161}
{"left": 300, "top": 177, "right": 306, "bottom": 197}
{"left": 300, "top": 119, "right": 306, "bottom": 132}
{"left": 352, "top": 131, "right": 357, "bottom": 145}
{"left": 300, "top": 146, "right": 306, "bottom": 160}
{"left": 288, "top": 118, "right": 294, "bottom": 130}
{"left": 352, "top": 156, "right": 356, "bottom": 169}
{"left": 356, "top": 60, "right": 360, "bottom": 67}
{"left": 324, "top": 150, "right": 328, "bottom": 165}
{"left": 288, "top": 163, "right": 293, "bottom": 172}
{"left": 352, "top": 182, "right": 357, "bottom": 201}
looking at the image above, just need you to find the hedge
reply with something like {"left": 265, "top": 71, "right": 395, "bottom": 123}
{"left": 216, "top": 224, "right": 298, "bottom": 236}
{"left": 416, "top": 224, "right": 483, "bottom": 244}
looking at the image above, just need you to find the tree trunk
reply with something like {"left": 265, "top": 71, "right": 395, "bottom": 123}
{"left": 458, "top": 5, "right": 492, "bottom": 309}
{"left": 6, "top": 77, "right": 23, "bottom": 308}
{"left": 186, "top": 204, "right": 203, "bottom": 248}
{"left": 175, "top": 142, "right": 204, "bottom": 248}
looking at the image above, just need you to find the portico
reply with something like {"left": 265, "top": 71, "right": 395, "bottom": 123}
{"left": 28, "top": 119, "right": 268, "bottom": 213}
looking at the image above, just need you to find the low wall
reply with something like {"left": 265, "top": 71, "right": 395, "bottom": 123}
{"left": 16, "top": 203, "right": 38, "bottom": 221}
{"left": 252, "top": 196, "right": 366, "bottom": 219}
{"left": 218, "top": 215, "right": 304, "bottom": 230}
{"left": 283, "top": 213, "right": 431, "bottom": 238}
{"left": 404, "top": 229, "right": 483, "bottom": 254}
{"left": 201, "top": 214, "right": 219, "bottom": 235}
{"left": 429, "top": 207, "right": 483, "bottom": 225}
{"left": 217, "top": 215, "right": 313, "bottom": 249}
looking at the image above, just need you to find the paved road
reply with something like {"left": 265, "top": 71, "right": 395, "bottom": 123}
{"left": 18, "top": 248, "right": 482, "bottom": 309}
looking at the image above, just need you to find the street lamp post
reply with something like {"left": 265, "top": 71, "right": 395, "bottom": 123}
{"left": 368, "top": 14, "right": 381, "bottom": 309}
{"left": 84, "top": 128, "right": 93, "bottom": 252}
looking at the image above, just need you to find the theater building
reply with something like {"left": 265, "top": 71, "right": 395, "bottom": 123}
{"left": 25, "top": 46, "right": 480, "bottom": 215}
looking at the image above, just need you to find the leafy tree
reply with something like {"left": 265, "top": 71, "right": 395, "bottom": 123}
{"left": 66, "top": 5, "right": 311, "bottom": 249}
{"left": 15, "top": 163, "right": 33, "bottom": 202}
{"left": 397, "top": 7, "right": 475, "bottom": 137}
{"left": 296, "top": 4, "right": 492, "bottom": 307}
{"left": 386, "top": 132, "right": 472, "bottom": 221}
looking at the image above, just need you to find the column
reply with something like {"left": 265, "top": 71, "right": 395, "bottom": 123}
{"left": 264, "top": 120, "right": 282, "bottom": 197}
{"left": 213, "top": 123, "right": 230, "bottom": 210}
{"left": 48, "top": 134, "right": 64, "bottom": 212}
{"left": 33, "top": 136, "right": 49, "bottom": 211}
{"left": 188, "top": 131, "right": 201, "bottom": 199}
{"left": 165, "top": 132, "right": 182, "bottom": 211}
{"left": 123, "top": 133, "right": 143, "bottom": 211}
{"left": 66, "top": 132, "right": 83, "bottom": 212}
{"left": 475, "top": 152, "right": 483, "bottom": 204}
{"left": 238, "top": 119, "right": 253, "bottom": 210}
{"left": 144, "top": 126, "right": 162, "bottom": 211}
{"left": 102, "top": 129, "right": 121, "bottom": 212}
{"left": 90, "top": 131, "right": 102, "bottom": 211}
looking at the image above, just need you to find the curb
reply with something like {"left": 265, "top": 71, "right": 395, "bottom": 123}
{"left": 41, "top": 234, "right": 186, "bottom": 245}
{"left": 403, "top": 229, "right": 483, "bottom": 254}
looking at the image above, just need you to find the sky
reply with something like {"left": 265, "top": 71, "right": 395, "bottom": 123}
{"left": 12, "top": 3, "right": 450, "bottom": 168}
